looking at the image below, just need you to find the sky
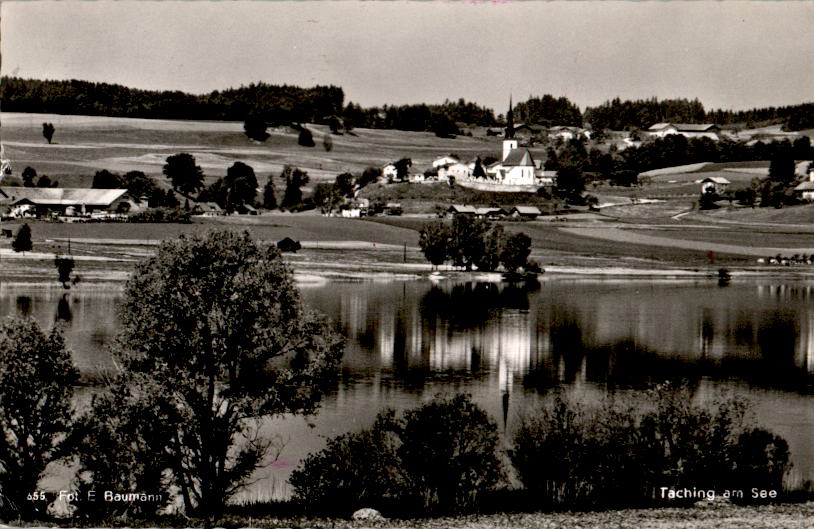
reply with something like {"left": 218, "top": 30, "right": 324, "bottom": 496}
{"left": 2, "top": 1, "right": 813, "bottom": 114}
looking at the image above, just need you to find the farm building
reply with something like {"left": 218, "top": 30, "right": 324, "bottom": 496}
{"left": 192, "top": 202, "right": 223, "bottom": 216}
{"left": 432, "top": 155, "right": 461, "bottom": 169}
{"left": 510, "top": 206, "right": 541, "bottom": 219}
{"left": 794, "top": 170, "right": 814, "bottom": 201}
{"left": 699, "top": 176, "right": 730, "bottom": 194}
{"left": 647, "top": 123, "right": 721, "bottom": 141}
{"left": 447, "top": 204, "right": 477, "bottom": 216}
{"left": 475, "top": 207, "right": 508, "bottom": 219}
{"left": 0, "top": 187, "right": 141, "bottom": 218}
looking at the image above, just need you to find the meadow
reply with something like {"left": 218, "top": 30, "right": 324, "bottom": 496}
{"left": 5, "top": 112, "right": 814, "bottom": 274}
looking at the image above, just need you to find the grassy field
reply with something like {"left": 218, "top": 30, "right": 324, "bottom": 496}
{"left": 7, "top": 112, "right": 814, "bottom": 272}
{"left": 1, "top": 112, "right": 512, "bottom": 191}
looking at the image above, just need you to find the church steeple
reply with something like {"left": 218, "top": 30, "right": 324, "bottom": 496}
{"left": 505, "top": 95, "right": 515, "bottom": 139}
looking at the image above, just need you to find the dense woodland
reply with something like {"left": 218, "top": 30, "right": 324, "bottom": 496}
{"left": 584, "top": 97, "right": 814, "bottom": 131}
{"left": 3, "top": 77, "right": 814, "bottom": 132}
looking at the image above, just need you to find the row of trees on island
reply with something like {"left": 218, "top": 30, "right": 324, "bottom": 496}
{"left": 419, "top": 216, "right": 537, "bottom": 274}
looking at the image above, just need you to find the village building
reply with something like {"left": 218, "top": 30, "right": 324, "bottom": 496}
{"left": 0, "top": 187, "right": 141, "bottom": 218}
{"left": 510, "top": 205, "right": 541, "bottom": 219}
{"left": 447, "top": 204, "right": 477, "bottom": 216}
{"left": 432, "top": 155, "right": 461, "bottom": 169}
{"left": 382, "top": 163, "right": 398, "bottom": 181}
{"left": 699, "top": 176, "right": 730, "bottom": 195}
{"left": 794, "top": 169, "right": 814, "bottom": 201}
{"left": 191, "top": 202, "right": 223, "bottom": 217}
{"left": 549, "top": 126, "right": 591, "bottom": 142}
{"left": 647, "top": 123, "right": 721, "bottom": 141}
{"left": 475, "top": 207, "right": 508, "bottom": 219}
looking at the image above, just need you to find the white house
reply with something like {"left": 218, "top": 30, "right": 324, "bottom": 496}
{"left": 382, "top": 163, "right": 398, "bottom": 181}
{"left": 794, "top": 169, "right": 814, "bottom": 201}
{"left": 432, "top": 155, "right": 460, "bottom": 169}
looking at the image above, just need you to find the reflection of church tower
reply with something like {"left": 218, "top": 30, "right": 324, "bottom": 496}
{"left": 505, "top": 95, "right": 515, "bottom": 139}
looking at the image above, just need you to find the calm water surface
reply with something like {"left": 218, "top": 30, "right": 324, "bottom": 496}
{"left": 2, "top": 278, "right": 813, "bottom": 499}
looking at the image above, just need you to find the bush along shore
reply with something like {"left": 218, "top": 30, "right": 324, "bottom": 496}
{"left": 0, "top": 232, "right": 811, "bottom": 527}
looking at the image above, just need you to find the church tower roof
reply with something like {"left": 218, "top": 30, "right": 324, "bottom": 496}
{"left": 505, "top": 95, "right": 515, "bottom": 139}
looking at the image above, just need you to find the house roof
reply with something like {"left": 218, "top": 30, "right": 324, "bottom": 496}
{"left": 195, "top": 202, "right": 222, "bottom": 212}
{"left": 475, "top": 207, "right": 507, "bottom": 216}
{"left": 700, "top": 176, "right": 731, "bottom": 184}
{"left": 503, "top": 148, "right": 535, "bottom": 167}
{"left": 512, "top": 206, "right": 541, "bottom": 215}
{"left": 794, "top": 181, "right": 814, "bottom": 191}
{"left": 1, "top": 187, "right": 129, "bottom": 206}
{"left": 448, "top": 205, "right": 477, "bottom": 214}
{"left": 649, "top": 123, "right": 719, "bottom": 132}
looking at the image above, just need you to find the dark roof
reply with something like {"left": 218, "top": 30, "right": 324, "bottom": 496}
{"left": 503, "top": 148, "right": 535, "bottom": 167}
{"left": 448, "top": 204, "right": 477, "bottom": 214}
{"left": 649, "top": 123, "right": 719, "bottom": 132}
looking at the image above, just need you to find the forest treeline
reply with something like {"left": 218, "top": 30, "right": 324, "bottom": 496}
{"left": 2, "top": 76, "right": 814, "bottom": 132}
{"left": 584, "top": 97, "right": 814, "bottom": 131}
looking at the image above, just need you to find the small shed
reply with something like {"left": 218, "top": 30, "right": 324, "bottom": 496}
{"left": 384, "top": 202, "right": 403, "bottom": 216}
{"left": 699, "top": 176, "right": 730, "bottom": 195}
{"left": 447, "top": 204, "right": 477, "bottom": 216}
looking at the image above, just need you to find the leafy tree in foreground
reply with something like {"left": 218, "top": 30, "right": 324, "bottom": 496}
{"left": 54, "top": 256, "right": 76, "bottom": 289}
{"left": 12, "top": 223, "right": 32, "bottom": 253}
{"left": 500, "top": 232, "right": 532, "bottom": 273}
{"left": 92, "top": 169, "right": 123, "bottom": 189}
{"left": 163, "top": 153, "right": 205, "bottom": 195}
{"left": 418, "top": 221, "right": 450, "bottom": 270}
{"left": 79, "top": 231, "right": 343, "bottom": 518}
{"left": 42, "top": 122, "right": 55, "bottom": 144}
{"left": 280, "top": 165, "right": 310, "bottom": 210}
{"left": 0, "top": 319, "right": 78, "bottom": 519}
{"left": 475, "top": 224, "right": 505, "bottom": 272}
{"left": 21, "top": 166, "right": 37, "bottom": 187}
{"left": 262, "top": 178, "right": 277, "bottom": 210}
{"left": 448, "top": 215, "right": 491, "bottom": 270}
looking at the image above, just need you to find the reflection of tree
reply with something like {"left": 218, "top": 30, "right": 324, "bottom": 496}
{"left": 56, "top": 294, "right": 72, "bottom": 322}
{"left": 16, "top": 296, "right": 32, "bottom": 316}
{"left": 419, "top": 282, "right": 533, "bottom": 330}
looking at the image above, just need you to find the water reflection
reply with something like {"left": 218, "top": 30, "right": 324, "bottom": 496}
{"left": 2, "top": 278, "right": 814, "bottom": 492}
{"left": 56, "top": 294, "right": 73, "bottom": 322}
{"left": 305, "top": 280, "right": 814, "bottom": 394}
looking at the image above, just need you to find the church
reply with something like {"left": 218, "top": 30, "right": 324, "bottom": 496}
{"left": 485, "top": 97, "right": 542, "bottom": 186}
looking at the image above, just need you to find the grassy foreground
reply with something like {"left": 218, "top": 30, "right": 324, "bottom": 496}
{"left": 5, "top": 502, "right": 811, "bottom": 529}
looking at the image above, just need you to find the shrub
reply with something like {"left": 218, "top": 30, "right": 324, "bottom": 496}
{"left": 291, "top": 394, "right": 504, "bottom": 515}
{"left": 128, "top": 207, "right": 191, "bottom": 223}
{"left": 399, "top": 395, "right": 504, "bottom": 512}
{"left": 289, "top": 411, "right": 404, "bottom": 514}
{"left": 510, "top": 383, "right": 791, "bottom": 508}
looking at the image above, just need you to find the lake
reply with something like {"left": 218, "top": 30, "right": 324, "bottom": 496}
{"left": 1, "top": 277, "right": 813, "bottom": 500}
